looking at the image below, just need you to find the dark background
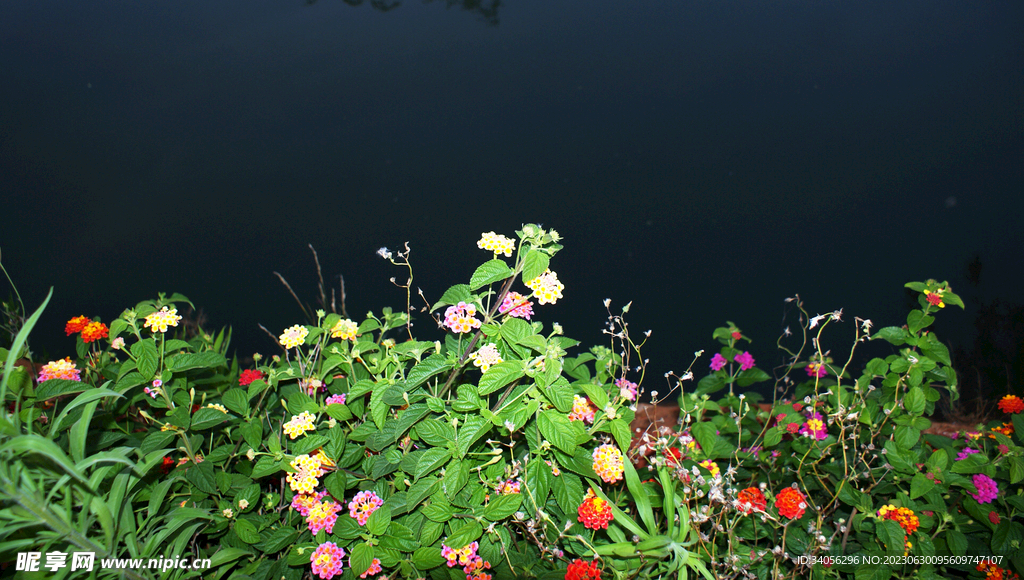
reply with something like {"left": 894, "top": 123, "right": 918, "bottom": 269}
{"left": 2, "top": 0, "right": 1021, "bottom": 404}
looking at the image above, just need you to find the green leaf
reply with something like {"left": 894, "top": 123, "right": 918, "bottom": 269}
{"left": 877, "top": 520, "right": 907, "bottom": 555}
{"left": 874, "top": 326, "right": 908, "bottom": 346}
{"left": 251, "top": 456, "right": 284, "bottom": 479}
{"left": 222, "top": 389, "right": 249, "bottom": 416}
{"left": 50, "top": 388, "right": 124, "bottom": 433}
{"left": 763, "top": 426, "right": 782, "bottom": 447}
{"left": 191, "top": 407, "right": 231, "bottom": 431}
{"left": 255, "top": 527, "right": 299, "bottom": 554}
{"left": 909, "top": 473, "right": 935, "bottom": 499}
{"left": 432, "top": 284, "right": 473, "bottom": 312}
{"left": 944, "top": 530, "right": 968, "bottom": 555}
{"left": 521, "top": 250, "right": 550, "bottom": 284}
{"left": 477, "top": 362, "right": 525, "bottom": 396}
{"left": 292, "top": 434, "right": 330, "bottom": 456}
{"left": 894, "top": 425, "right": 920, "bottom": 450}
{"left": 166, "top": 351, "right": 227, "bottom": 373}
{"left": 610, "top": 418, "right": 631, "bottom": 452}
{"left": 186, "top": 461, "right": 218, "bottom": 494}
{"left": 412, "top": 546, "right": 445, "bottom": 570}
{"left": 543, "top": 378, "right": 574, "bottom": 413}
{"left": 366, "top": 505, "right": 392, "bottom": 536}
{"left": 415, "top": 448, "right": 451, "bottom": 480}
{"left": 552, "top": 472, "right": 584, "bottom": 515}
{"left": 991, "top": 521, "right": 1024, "bottom": 554}
{"left": 537, "top": 410, "right": 577, "bottom": 455}
{"left": 1009, "top": 456, "right": 1024, "bottom": 485}
{"left": 233, "top": 519, "right": 261, "bottom": 544}
{"left": 907, "top": 310, "right": 935, "bottom": 335}
{"left": 455, "top": 415, "right": 491, "bottom": 459}
{"left": 470, "top": 259, "right": 514, "bottom": 290}
{"left": 241, "top": 419, "right": 263, "bottom": 452}
{"left": 481, "top": 494, "right": 521, "bottom": 521}
{"left": 445, "top": 521, "right": 483, "bottom": 549}
{"left": 578, "top": 383, "right": 609, "bottom": 411}
{"left": 904, "top": 387, "right": 926, "bottom": 415}
{"left": 442, "top": 459, "right": 468, "bottom": 499}
{"left": 34, "top": 379, "right": 90, "bottom": 400}
{"left": 132, "top": 339, "right": 160, "bottom": 379}
{"left": 406, "top": 354, "right": 453, "bottom": 390}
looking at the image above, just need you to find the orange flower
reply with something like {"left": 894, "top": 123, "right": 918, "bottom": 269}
{"left": 775, "top": 486, "right": 807, "bottom": 519}
{"left": 736, "top": 487, "right": 767, "bottom": 514}
{"left": 577, "top": 489, "right": 614, "bottom": 530}
{"left": 65, "top": 315, "right": 90, "bottom": 335}
{"left": 989, "top": 422, "right": 1014, "bottom": 439}
{"left": 81, "top": 321, "right": 109, "bottom": 343}
{"left": 877, "top": 505, "right": 920, "bottom": 534}
{"left": 977, "top": 558, "right": 1021, "bottom": 580}
{"left": 998, "top": 395, "right": 1024, "bottom": 414}
{"left": 565, "top": 559, "right": 601, "bottom": 580}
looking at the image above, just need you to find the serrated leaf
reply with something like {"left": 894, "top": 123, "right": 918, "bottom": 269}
{"left": 416, "top": 448, "right": 451, "bottom": 481}
{"left": 34, "top": 379, "right": 90, "bottom": 400}
{"left": 366, "top": 505, "right": 392, "bottom": 536}
{"left": 470, "top": 259, "right": 514, "bottom": 290}
{"left": 132, "top": 339, "right": 160, "bottom": 379}
{"left": 190, "top": 407, "right": 231, "bottom": 431}
{"left": 455, "top": 415, "right": 491, "bottom": 459}
{"left": 478, "top": 362, "right": 525, "bottom": 396}
{"left": 445, "top": 521, "right": 483, "bottom": 550}
{"left": 292, "top": 434, "right": 330, "bottom": 456}
{"left": 521, "top": 250, "right": 550, "bottom": 284}
{"left": 185, "top": 461, "right": 217, "bottom": 494}
{"left": 909, "top": 473, "right": 934, "bottom": 499}
{"left": 251, "top": 456, "right": 284, "bottom": 479}
{"left": 233, "top": 519, "right": 261, "bottom": 544}
{"left": 537, "top": 410, "right": 577, "bottom": 455}
{"left": 222, "top": 389, "right": 249, "bottom": 416}
{"left": 412, "top": 546, "right": 445, "bottom": 570}
{"left": 609, "top": 418, "right": 631, "bottom": 451}
{"left": 406, "top": 354, "right": 453, "bottom": 390}
{"left": 904, "top": 387, "right": 926, "bottom": 415}
{"left": 166, "top": 351, "right": 227, "bottom": 373}
{"left": 481, "top": 494, "right": 521, "bottom": 521}
{"left": 552, "top": 472, "right": 584, "bottom": 515}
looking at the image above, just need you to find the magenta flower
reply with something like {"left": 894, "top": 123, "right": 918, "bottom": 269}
{"left": 955, "top": 447, "right": 980, "bottom": 461}
{"left": 310, "top": 542, "right": 346, "bottom": 579}
{"left": 615, "top": 378, "right": 639, "bottom": 401}
{"left": 710, "top": 353, "right": 727, "bottom": 371}
{"left": 325, "top": 394, "right": 347, "bottom": 406}
{"left": 805, "top": 363, "right": 827, "bottom": 378}
{"left": 972, "top": 474, "right": 998, "bottom": 504}
{"left": 498, "top": 292, "right": 534, "bottom": 320}
{"left": 798, "top": 412, "right": 828, "bottom": 440}
{"left": 734, "top": 351, "right": 755, "bottom": 371}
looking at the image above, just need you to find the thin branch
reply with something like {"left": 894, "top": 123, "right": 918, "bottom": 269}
{"left": 309, "top": 244, "right": 327, "bottom": 311}
{"left": 273, "top": 271, "right": 311, "bottom": 322}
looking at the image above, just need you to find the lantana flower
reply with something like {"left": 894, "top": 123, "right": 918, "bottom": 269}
{"left": 592, "top": 444, "right": 624, "bottom": 483}
{"left": 734, "top": 351, "right": 755, "bottom": 371}
{"left": 356, "top": 557, "right": 382, "bottom": 579}
{"left": 329, "top": 318, "right": 359, "bottom": 341}
{"left": 709, "top": 353, "right": 727, "bottom": 371}
{"left": 565, "top": 558, "right": 602, "bottom": 580}
{"left": 81, "top": 321, "right": 109, "bottom": 343}
{"left": 283, "top": 411, "right": 317, "bottom": 439}
{"left": 577, "top": 489, "right": 614, "bottom": 530}
{"left": 972, "top": 473, "right": 999, "bottom": 503}
{"left": 736, "top": 487, "right": 767, "bottom": 514}
{"left": 291, "top": 491, "right": 328, "bottom": 516}
{"left": 206, "top": 403, "right": 228, "bottom": 413}
{"left": 775, "top": 486, "right": 807, "bottom": 519}
{"left": 325, "top": 394, "right": 347, "bottom": 406}
{"left": 877, "top": 505, "right": 920, "bottom": 534}
{"left": 144, "top": 307, "right": 182, "bottom": 334}
{"left": 443, "top": 302, "right": 482, "bottom": 334}
{"left": 615, "top": 378, "right": 638, "bottom": 401}
{"left": 111, "top": 337, "right": 125, "bottom": 350}
{"left": 955, "top": 447, "right": 979, "bottom": 461}
{"left": 65, "top": 315, "right": 91, "bottom": 336}
{"left": 469, "top": 344, "right": 503, "bottom": 373}
{"left": 310, "top": 542, "right": 346, "bottom": 580}
{"left": 568, "top": 395, "right": 596, "bottom": 423}
{"left": 799, "top": 412, "right": 828, "bottom": 440}
{"left": 477, "top": 232, "right": 516, "bottom": 257}
{"left": 923, "top": 288, "right": 946, "bottom": 308}
{"left": 279, "top": 324, "right": 309, "bottom": 349}
{"left": 805, "top": 362, "right": 826, "bottom": 378}
{"left": 348, "top": 490, "right": 384, "bottom": 525}
{"left": 499, "top": 292, "right": 534, "bottom": 320}
{"left": 286, "top": 454, "right": 325, "bottom": 494}
{"left": 998, "top": 395, "right": 1024, "bottom": 414}
{"left": 496, "top": 479, "right": 521, "bottom": 495}
{"left": 525, "top": 269, "right": 564, "bottom": 305}
{"left": 38, "top": 357, "right": 81, "bottom": 382}
{"left": 699, "top": 459, "right": 720, "bottom": 477}
{"left": 239, "top": 369, "right": 263, "bottom": 386}
{"left": 306, "top": 498, "right": 343, "bottom": 534}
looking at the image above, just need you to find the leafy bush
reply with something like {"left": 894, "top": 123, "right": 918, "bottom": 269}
{"left": 0, "top": 229, "right": 1020, "bottom": 580}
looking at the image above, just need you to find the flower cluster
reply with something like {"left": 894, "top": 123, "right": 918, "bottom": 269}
{"left": 38, "top": 357, "right": 81, "bottom": 382}
{"left": 306, "top": 497, "right": 343, "bottom": 534}
{"left": 998, "top": 395, "right": 1023, "bottom": 414}
{"left": 442, "top": 541, "right": 492, "bottom": 580}
{"left": 279, "top": 324, "right": 309, "bottom": 349}
{"left": 144, "top": 307, "right": 182, "bottom": 334}
{"left": 496, "top": 479, "right": 521, "bottom": 495}
{"left": 443, "top": 302, "right": 482, "bottom": 334}
{"left": 877, "top": 505, "right": 920, "bottom": 534}
{"left": 525, "top": 269, "right": 564, "bottom": 305}
{"left": 568, "top": 395, "right": 596, "bottom": 423}
{"left": 238, "top": 369, "right": 263, "bottom": 386}
{"left": 469, "top": 344, "right": 503, "bottom": 373}
{"left": 799, "top": 412, "right": 828, "bottom": 440}
{"left": 81, "top": 321, "right": 109, "bottom": 343}
{"left": 805, "top": 362, "right": 826, "bottom": 378}
{"left": 330, "top": 318, "right": 359, "bottom": 341}
{"left": 972, "top": 473, "right": 999, "bottom": 504}
{"left": 736, "top": 487, "right": 767, "bottom": 514}
{"left": 699, "top": 459, "right": 720, "bottom": 477}
{"left": 577, "top": 489, "right": 614, "bottom": 530}
{"left": 923, "top": 287, "right": 946, "bottom": 308}
{"left": 310, "top": 542, "right": 346, "bottom": 580}
{"left": 325, "top": 393, "right": 347, "bottom": 406}
{"left": 287, "top": 454, "right": 326, "bottom": 494}
{"left": 592, "top": 444, "right": 624, "bottom": 484}
{"left": 734, "top": 351, "right": 755, "bottom": 371}
{"left": 615, "top": 377, "right": 638, "bottom": 401}
{"left": 65, "top": 315, "right": 90, "bottom": 335}
{"left": 477, "top": 232, "right": 516, "bottom": 257}
{"left": 499, "top": 292, "right": 534, "bottom": 320}
{"left": 775, "top": 486, "right": 807, "bottom": 519}
{"left": 283, "top": 411, "right": 317, "bottom": 439}
{"left": 348, "top": 490, "right": 384, "bottom": 525}
{"left": 977, "top": 559, "right": 1021, "bottom": 580}
{"left": 565, "top": 559, "right": 601, "bottom": 580}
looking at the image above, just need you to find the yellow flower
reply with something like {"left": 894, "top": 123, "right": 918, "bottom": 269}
{"left": 477, "top": 232, "right": 516, "bottom": 257}
{"left": 144, "top": 307, "right": 182, "bottom": 334}
{"left": 469, "top": 343, "right": 503, "bottom": 373}
{"left": 525, "top": 269, "right": 564, "bottom": 305}
{"left": 287, "top": 454, "right": 325, "bottom": 494}
{"left": 592, "top": 444, "right": 624, "bottom": 483}
{"left": 329, "top": 318, "right": 359, "bottom": 340}
{"left": 699, "top": 459, "right": 720, "bottom": 477}
{"left": 279, "top": 324, "right": 309, "bottom": 349}
{"left": 283, "top": 411, "right": 316, "bottom": 439}
{"left": 206, "top": 403, "right": 228, "bottom": 413}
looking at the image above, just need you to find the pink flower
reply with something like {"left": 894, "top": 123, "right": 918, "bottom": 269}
{"left": 734, "top": 352, "right": 755, "bottom": 371}
{"left": 348, "top": 490, "right": 384, "bottom": 525}
{"left": 615, "top": 378, "right": 638, "bottom": 401}
{"left": 956, "top": 447, "right": 980, "bottom": 461}
{"left": 805, "top": 363, "right": 826, "bottom": 378}
{"left": 306, "top": 498, "right": 343, "bottom": 534}
{"left": 326, "top": 394, "right": 347, "bottom": 406}
{"left": 798, "top": 412, "right": 828, "bottom": 440}
{"left": 239, "top": 369, "right": 264, "bottom": 386}
{"left": 971, "top": 473, "right": 998, "bottom": 504}
{"left": 498, "top": 292, "right": 534, "bottom": 320}
{"left": 443, "top": 302, "right": 482, "bottom": 334}
{"left": 310, "top": 542, "right": 346, "bottom": 579}
{"left": 710, "top": 353, "right": 727, "bottom": 371}
{"left": 38, "top": 358, "right": 81, "bottom": 382}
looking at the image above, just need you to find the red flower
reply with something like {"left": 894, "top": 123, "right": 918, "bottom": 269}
{"left": 736, "top": 487, "right": 767, "bottom": 514}
{"left": 81, "top": 321, "right": 109, "bottom": 343}
{"left": 565, "top": 559, "right": 601, "bottom": 580}
{"left": 160, "top": 457, "right": 176, "bottom": 474}
{"left": 775, "top": 487, "right": 807, "bottom": 520}
{"left": 664, "top": 447, "right": 682, "bottom": 466}
{"left": 785, "top": 422, "right": 800, "bottom": 434}
{"left": 998, "top": 395, "right": 1024, "bottom": 414}
{"left": 792, "top": 403, "right": 804, "bottom": 412}
{"left": 65, "top": 315, "right": 90, "bottom": 335}
{"left": 577, "top": 492, "right": 614, "bottom": 530}
{"left": 731, "top": 331, "right": 742, "bottom": 340}
{"left": 989, "top": 511, "right": 1000, "bottom": 525}
{"left": 239, "top": 369, "right": 264, "bottom": 386}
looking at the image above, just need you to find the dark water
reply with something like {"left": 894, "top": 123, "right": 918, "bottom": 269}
{"left": 2, "top": 0, "right": 1022, "bottom": 397}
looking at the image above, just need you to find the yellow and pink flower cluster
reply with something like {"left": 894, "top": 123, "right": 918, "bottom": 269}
{"left": 442, "top": 541, "right": 492, "bottom": 580}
